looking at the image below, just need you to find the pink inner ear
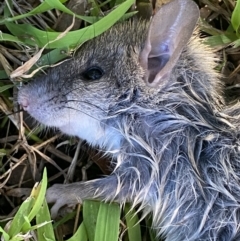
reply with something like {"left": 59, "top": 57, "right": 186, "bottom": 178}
{"left": 139, "top": 0, "right": 200, "bottom": 88}
{"left": 147, "top": 54, "right": 170, "bottom": 83}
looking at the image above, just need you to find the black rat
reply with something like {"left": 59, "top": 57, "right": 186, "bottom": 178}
{"left": 18, "top": 0, "right": 240, "bottom": 239}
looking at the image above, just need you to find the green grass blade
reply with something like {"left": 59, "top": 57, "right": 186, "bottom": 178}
{"left": 149, "top": 228, "right": 158, "bottom": 241}
{"left": 233, "top": 38, "right": 240, "bottom": 48}
{"left": 66, "top": 223, "right": 88, "bottom": 241}
{"left": 83, "top": 200, "right": 101, "bottom": 241}
{"left": 94, "top": 202, "right": 120, "bottom": 241}
{"left": 89, "top": 0, "right": 101, "bottom": 17}
{"left": 3, "top": 0, "right": 13, "bottom": 18}
{"left": 36, "top": 199, "right": 55, "bottom": 241}
{"left": 0, "top": 33, "right": 24, "bottom": 45}
{"left": 52, "top": 212, "right": 76, "bottom": 229}
{"left": 22, "top": 216, "right": 31, "bottom": 232}
{"left": 0, "top": 0, "right": 68, "bottom": 24}
{"left": 146, "top": 218, "right": 159, "bottom": 241}
{"left": 0, "top": 70, "right": 8, "bottom": 79}
{"left": 27, "top": 168, "right": 48, "bottom": 221}
{"left": 45, "top": 0, "right": 94, "bottom": 23}
{"left": 5, "top": 0, "right": 134, "bottom": 49}
{"left": 0, "top": 226, "right": 10, "bottom": 241}
{"left": 124, "top": 205, "right": 141, "bottom": 241}
{"left": 1, "top": 2, "right": 52, "bottom": 24}
{"left": 203, "top": 33, "right": 238, "bottom": 47}
{"left": 7, "top": 197, "right": 34, "bottom": 237}
{"left": 231, "top": 0, "right": 240, "bottom": 35}
{"left": 21, "top": 168, "right": 48, "bottom": 232}
{"left": 0, "top": 85, "right": 13, "bottom": 93}
{"left": 0, "top": 149, "right": 8, "bottom": 156}
{"left": 34, "top": 47, "right": 70, "bottom": 68}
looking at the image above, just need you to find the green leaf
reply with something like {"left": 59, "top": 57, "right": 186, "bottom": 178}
{"left": 203, "top": 33, "right": 238, "bottom": 47}
{"left": 233, "top": 38, "right": 240, "bottom": 48}
{"left": 28, "top": 168, "right": 48, "bottom": 221}
{"left": 3, "top": 0, "right": 13, "bottom": 18}
{"left": 83, "top": 200, "right": 101, "bottom": 241}
{"left": 145, "top": 218, "right": 159, "bottom": 241}
{"left": 231, "top": 0, "right": 240, "bottom": 35}
{"left": 0, "top": 70, "right": 8, "bottom": 79}
{"left": 0, "top": 0, "right": 68, "bottom": 24}
{"left": 22, "top": 216, "right": 31, "bottom": 232}
{"left": 198, "top": 19, "right": 223, "bottom": 36}
{"left": 66, "top": 223, "right": 88, "bottom": 241}
{"left": 44, "top": 0, "right": 94, "bottom": 23}
{"left": 5, "top": 0, "right": 135, "bottom": 49}
{"left": 22, "top": 168, "right": 48, "bottom": 231}
{"left": 0, "top": 148, "right": 8, "bottom": 156}
{"left": 7, "top": 197, "right": 34, "bottom": 237}
{"left": 0, "top": 33, "right": 25, "bottom": 45}
{"left": 36, "top": 199, "right": 55, "bottom": 241}
{"left": 94, "top": 202, "right": 120, "bottom": 241}
{"left": 17, "top": 47, "right": 71, "bottom": 79}
{"left": 52, "top": 212, "right": 76, "bottom": 229}
{"left": 124, "top": 205, "right": 141, "bottom": 241}
{"left": 120, "top": 11, "right": 138, "bottom": 21}
{"left": 0, "top": 226, "right": 10, "bottom": 241}
{"left": 34, "top": 47, "right": 70, "bottom": 67}
{"left": 1, "top": 2, "right": 52, "bottom": 24}
{"left": 0, "top": 85, "right": 13, "bottom": 93}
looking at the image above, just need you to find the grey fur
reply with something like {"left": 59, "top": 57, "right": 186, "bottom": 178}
{"left": 18, "top": 4, "right": 240, "bottom": 241}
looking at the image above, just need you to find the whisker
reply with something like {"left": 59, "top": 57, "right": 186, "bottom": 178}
{"left": 63, "top": 99, "right": 108, "bottom": 113}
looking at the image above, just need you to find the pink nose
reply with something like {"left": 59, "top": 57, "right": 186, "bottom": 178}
{"left": 19, "top": 98, "right": 29, "bottom": 110}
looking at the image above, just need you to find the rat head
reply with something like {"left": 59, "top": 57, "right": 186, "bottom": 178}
{"left": 18, "top": 0, "right": 200, "bottom": 147}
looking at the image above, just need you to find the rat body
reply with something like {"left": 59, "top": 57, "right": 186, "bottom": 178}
{"left": 18, "top": 0, "right": 240, "bottom": 240}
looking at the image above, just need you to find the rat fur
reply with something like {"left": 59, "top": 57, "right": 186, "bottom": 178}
{"left": 18, "top": 0, "right": 240, "bottom": 240}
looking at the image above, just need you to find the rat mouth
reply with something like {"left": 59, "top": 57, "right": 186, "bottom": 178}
{"left": 29, "top": 107, "right": 74, "bottom": 128}
{"left": 19, "top": 101, "right": 62, "bottom": 128}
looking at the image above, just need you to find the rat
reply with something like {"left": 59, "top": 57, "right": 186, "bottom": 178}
{"left": 17, "top": 0, "right": 240, "bottom": 239}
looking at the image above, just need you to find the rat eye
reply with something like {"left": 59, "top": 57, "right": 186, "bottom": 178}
{"left": 82, "top": 66, "right": 104, "bottom": 81}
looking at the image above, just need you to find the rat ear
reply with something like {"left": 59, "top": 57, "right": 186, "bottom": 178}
{"left": 139, "top": 0, "right": 199, "bottom": 87}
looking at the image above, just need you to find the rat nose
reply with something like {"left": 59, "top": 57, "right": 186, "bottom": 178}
{"left": 18, "top": 97, "right": 30, "bottom": 111}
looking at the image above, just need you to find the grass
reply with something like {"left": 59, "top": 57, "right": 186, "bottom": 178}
{"left": 0, "top": 170, "right": 127, "bottom": 241}
{"left": 0, "top": 0, "right": 240, "bottom": 240}
{"left": 0, "top": 168, "right": 148, "bottom": 241}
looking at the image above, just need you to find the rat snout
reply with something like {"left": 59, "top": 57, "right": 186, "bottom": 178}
{"left": 17, "top": 83, "right": 72, "bottom": 128}
{"left": 18, "top": 87, "right": 32, "bottom": 112}
{"left": 18, "top": 87, "right": 46, "bottom": 117}
{"left": 18, "top": 95, "right": 30, "bottom": 111}
{"left": 18, "top": 86, "right": 42, "bottom": 115}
